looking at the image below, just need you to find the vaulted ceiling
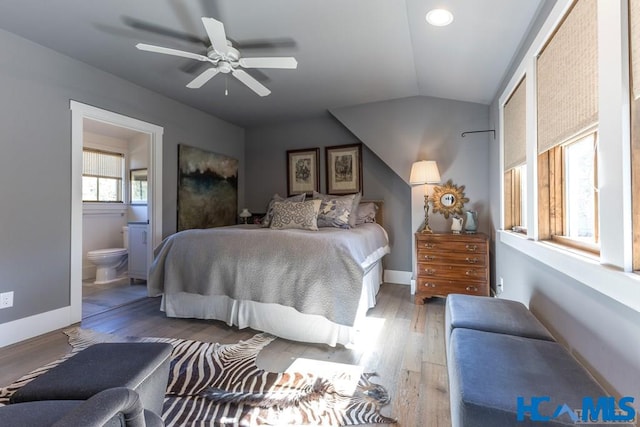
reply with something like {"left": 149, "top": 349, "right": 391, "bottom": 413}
{"left": 0, "top": 0, "right": 545, "bottom": 128}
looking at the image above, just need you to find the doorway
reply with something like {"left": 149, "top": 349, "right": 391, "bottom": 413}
{"left": 70, "top": 101, "right": 163, "bottom": 323}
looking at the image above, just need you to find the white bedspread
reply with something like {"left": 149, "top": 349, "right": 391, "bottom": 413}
{"left": 148, "top": 223, "right": 389, "bottom": 326}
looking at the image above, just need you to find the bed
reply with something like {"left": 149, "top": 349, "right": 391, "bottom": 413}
{"left": 147, "top": 200, "right": 389, "bottom": 347}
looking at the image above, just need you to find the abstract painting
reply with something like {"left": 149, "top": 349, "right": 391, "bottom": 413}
{"left": 177, "top": 144, "right": 238, "bottom": 230}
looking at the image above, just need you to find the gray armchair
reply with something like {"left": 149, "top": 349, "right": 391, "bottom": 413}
{"left": 0, "top": 387, "right": 163, "bottom": 427}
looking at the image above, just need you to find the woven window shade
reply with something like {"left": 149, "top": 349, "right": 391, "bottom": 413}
{"left": 632, "top": 0, "right": 640, "bottom": 100}
{"left": 537, "top": 0, "right": 598, "bottom": 154}
{"left": 83, "top": 149, "right": 123, "bottom": 179}
{"left": 504, "top": 77, "right": 527, "bottom": 170}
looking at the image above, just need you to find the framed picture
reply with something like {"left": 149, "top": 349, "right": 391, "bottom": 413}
{"left": 287, "top": 148, "right": 320, "bottom": 196}
{"left": 177, "top": 144, "right": 238, "bottom": 231}
{"left": 325, "top": 143, "right": 363, "bottom": 195}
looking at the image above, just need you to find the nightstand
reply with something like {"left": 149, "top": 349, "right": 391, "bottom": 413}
{"left": 414, "top": 232, "right": 490, "bottom": 304}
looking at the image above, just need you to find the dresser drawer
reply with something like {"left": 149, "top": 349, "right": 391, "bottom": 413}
{"left": 416, "top": 262, "right": 487, "bottom": 282}
{"left": 415, "top": 239, "right": 487, "bottom": 254}
{"left": 416, "top": 250, "right": 487, "bottom": 266}
{"left": 417, "top": 277, "right": 488, "bottom": 297}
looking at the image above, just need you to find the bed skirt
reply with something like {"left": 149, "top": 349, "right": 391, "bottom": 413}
{"left": 160, "top": 261, "right": 383, "bottom": 347}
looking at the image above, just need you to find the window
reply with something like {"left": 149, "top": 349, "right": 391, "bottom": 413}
{"left": 564, "top": 133, "right": 598, "bottom": 244}
{"left": 82, "top": 148, "right": 124, "bottom": 202}
{"left": 503, "top": 77, "right": 527, "bottom": 232}
{"left": 536, "top": 0, "right": 599, "bottom": 254}
{"left": 519, "top": 164, "right": 527, "bottom": 230}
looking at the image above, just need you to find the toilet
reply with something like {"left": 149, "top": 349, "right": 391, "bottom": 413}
{"left": 87, "top": 226, "right": 128, "bottom": 285}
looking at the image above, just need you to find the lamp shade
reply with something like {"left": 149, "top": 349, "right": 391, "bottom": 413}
{"left": 409, "top": 160, "right": 441, "bottom": 185}
{"left": 239, "top": 208, "right": 252, "bottom": 218}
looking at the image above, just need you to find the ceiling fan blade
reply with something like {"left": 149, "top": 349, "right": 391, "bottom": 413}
{"left": 239, "top": 57, "right": 298, "bottom": 69}
{"left": 123, "top": 16, "right": 207, "bottom": 46}
{"left": 186, "top": 68, "right": 220, "bottom": 88}
{"left": 136, "top": 43, "right": 208, "bottom": 62}
{"left": 201, "top": 17, "right": 229, "bottom": 55}
{"left": 231, "top": 69, "right": 270, "bottom": 97}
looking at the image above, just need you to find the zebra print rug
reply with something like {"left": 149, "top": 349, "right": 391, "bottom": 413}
{"left": 0, "top": 327, "right": 395, "bottom": 426}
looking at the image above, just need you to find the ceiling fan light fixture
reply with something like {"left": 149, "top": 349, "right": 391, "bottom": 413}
{"left": 426, "top": 9, "right": 454, "bottom": 27}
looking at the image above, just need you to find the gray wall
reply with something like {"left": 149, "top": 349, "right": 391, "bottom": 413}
{"left": 244, "top": 114, "right": 411, "bottom": 271}
{"left": 0, "top": 29, "right": 244, "bottom": 324}
{"left": 330, "top": 96, "right": 491, "bottom": 234}
{"left": 331, "top": 96, "right": 491, "bottom": 282}
{"left": 487, "top": 0, "right": 640, "bottom": 398}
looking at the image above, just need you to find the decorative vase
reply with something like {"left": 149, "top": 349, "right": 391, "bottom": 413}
{"left": 464, "top": 210, "right": 478, "bottom": 233}
{"left": 451, "top": 216, "right": 463, "bottom": 234}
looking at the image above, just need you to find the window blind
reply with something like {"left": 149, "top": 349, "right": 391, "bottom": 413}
{"left": 83, "top": 149, "right": 123, "bottom": 179}
{"left": 504, "top": 77, "right": 527, "bottom": 170}
{"left": 537, "top": 0, "right": 598, "bottom": 154}
{"left": 632, "top": 0, "right": 640, "bottom": 100}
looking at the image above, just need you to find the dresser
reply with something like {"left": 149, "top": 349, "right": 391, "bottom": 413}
{"left": 415, "top": 232, "right": 489, "bottom": 303}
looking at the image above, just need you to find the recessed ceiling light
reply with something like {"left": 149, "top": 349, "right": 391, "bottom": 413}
{"left": 426, "top": 9, "right": 454, "bottom": 27}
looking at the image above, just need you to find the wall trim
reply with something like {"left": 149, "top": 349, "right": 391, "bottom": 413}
{"left": 384, "top": 269, "right": 411, "bottom": 286}
{"left": 0, "top": 307, "right": 72, "bottom": 348}
{"left": 499, "top": 230, "right": 640, "bottom": 313}
{"left": 70, "top": 100, "right": 163, "bottom": 324}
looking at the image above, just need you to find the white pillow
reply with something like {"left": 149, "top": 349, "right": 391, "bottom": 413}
{"left": 355, "top": 202, "right": 378, "bottom": 225}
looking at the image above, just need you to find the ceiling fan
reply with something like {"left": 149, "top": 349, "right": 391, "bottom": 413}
{"left": 135, "top": 17, "right": 297, "bottom": 96}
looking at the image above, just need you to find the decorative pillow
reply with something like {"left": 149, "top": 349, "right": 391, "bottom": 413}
{"left": 312, "top": 191, "right": 356, "bottom": 229}
{"left": 261, "top": 193, "right": 306, "bottom": 228}
{"left": 269, "top": 199, "right": 322, "bottom": 231}
{"left": 348, "top": 193, "right": 362, "bottom": 228}
{"left": 355, "top": 202, "right": 378, "bottom": 225}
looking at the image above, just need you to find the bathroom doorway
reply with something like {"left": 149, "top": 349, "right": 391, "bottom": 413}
{"left": 81, "top": 119, "right": 150, "bottom": 317}
{"left": 70, "top": 101, "right": 164, "bottom": 322}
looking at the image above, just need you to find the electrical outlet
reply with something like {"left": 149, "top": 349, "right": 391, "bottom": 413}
{"left": 0, "top": 291, "right": 14, "bottom": 309}
{"left": 497, "top": 277, "right": 504, "bottom": 294}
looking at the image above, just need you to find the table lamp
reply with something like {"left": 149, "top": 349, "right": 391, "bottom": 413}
{"left": 409, "top": 160, "right": 441, "bottom": 233}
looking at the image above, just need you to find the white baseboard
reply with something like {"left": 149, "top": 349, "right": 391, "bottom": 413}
{"left": 0, "top": 307, "right": 74, "bottom": 348}
{"left": 383, "top": 270, "right": 411, "bottom": 285}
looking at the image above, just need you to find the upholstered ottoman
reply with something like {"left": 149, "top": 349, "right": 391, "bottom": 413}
{"left": 448, "top": 328, "right": 608, "bottom": 427}
{"left": 445, "top": 294, "right": 555, "bottom": 347}
{"left": 11, "top": 342, "right": 172, "bottom": 416}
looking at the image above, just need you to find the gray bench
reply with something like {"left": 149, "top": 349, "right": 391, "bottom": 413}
{"left": 445, "top": 294, "right": 618, "bottom": 427}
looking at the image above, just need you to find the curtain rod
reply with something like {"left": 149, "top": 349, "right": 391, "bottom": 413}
{"left": 461, "top": 129, "right": 495, "bottom": 139}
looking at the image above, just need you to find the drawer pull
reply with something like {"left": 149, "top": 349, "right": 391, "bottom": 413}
{"left": 465, "top": 286, "right": 479, "bottom": 292}
{"left": 465, "top": 257, "right": 479, "bottom": 264}
{"left": 423, "top": 243, "right": 436, "bottom": 249}
{"left": 465, "top": 244, "right": 478, "bottom": 252}
{"left": 465, "top": 270, "right": 478, "bottom": 276}
{"left": 429, "top": 283, "right": 436, "bottom": 288}
{"left": 424, "top": 268, "right": 436, "bottom": 275}
{"left": 423, "top": 255, "right": 436, "bottom": 261}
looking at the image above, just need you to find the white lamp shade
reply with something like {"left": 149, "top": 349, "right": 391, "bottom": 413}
{"left": 239, "top": 208, "right": 252, "bottom": 218}
{"left": 409, "top": 160, "right": 441, "bottom": 185}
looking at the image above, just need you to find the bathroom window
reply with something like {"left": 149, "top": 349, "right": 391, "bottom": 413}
{"left": 82, "top": 148, "right": 124, "bottom": 202}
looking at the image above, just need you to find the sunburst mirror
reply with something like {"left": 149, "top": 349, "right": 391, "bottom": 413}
{"left": 432, "top": 179, "right": 469, "bottom": 219}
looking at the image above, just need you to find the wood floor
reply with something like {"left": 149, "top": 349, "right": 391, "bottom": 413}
{"left": 0, "top": 283, "right": 451, "bottom": 427}
{"left": 82, "top": 278, "right": 148, "bottom": 318}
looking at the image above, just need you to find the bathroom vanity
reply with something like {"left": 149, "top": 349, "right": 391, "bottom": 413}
{"left": 128, "top": 222, "right": 148, "bottom": 282}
